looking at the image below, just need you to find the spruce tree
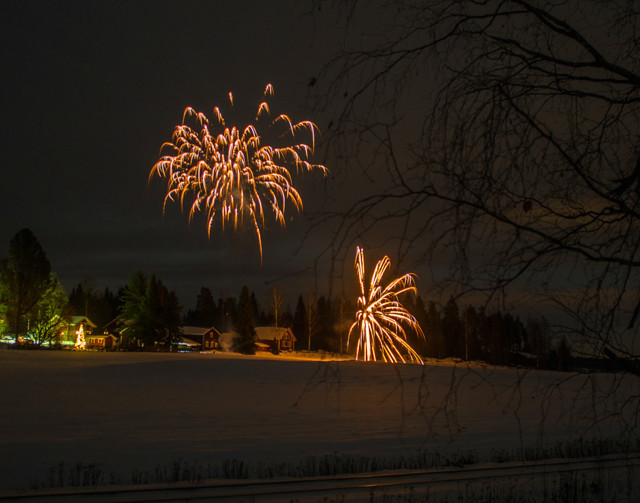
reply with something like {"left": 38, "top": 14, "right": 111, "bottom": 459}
{"left": 292, "top": 295, "right": 306, "bottom": 348}
{"left": 118, "top": 271, "right": 182, "bottom": 349}
{"left": 233, "top": 285, "right": 256, "bottom": 354}
{"left": 195, "top": 287, "right": 216, "bottom": 327}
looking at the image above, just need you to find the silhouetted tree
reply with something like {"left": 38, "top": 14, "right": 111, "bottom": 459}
{"left": 68, "top": 276, "right": 98, "bottom": 317}
{"left": 526, "top": 317, "right": 551, "bottom": 369}
{"left": 442, "top": 296, "right": 462, "bottom": 358}
{"left": 215, "top": 294, "right": 236, "bottom": 332}
{"left": 424, "top": 301, "right": 445, "bottom": 359}
{"left": 557, "top": 338, "right": 572, "bottom": 372}
{"left": 292, "top": 295, "right": 306, "bottom": 346}
{"left": 151, "top": 276, "right": 183, "bottom": 347}
{"left": 315, "top": 0, "right": 640, "bottom": 370}
{"left": 461, "top": 305, "right": 479, "bottom": 362}
{"left": 487, "top": 313, "right": 507, "bottom": 365}
{"left": 94, "top": 288, "right": 119, "bottom": 332}
{"left": 68, "top": 282, "right": 118, "bottom": 332}
{"left": 268, "top": 284, "right": 285, "bottom": 328}
{"left": 118, "top": 271, "right": 182, "bottom": 349}
{"left": 0, "top": 228, "right": 54, "bottom": 341}
{"left": 316, "top": 295, "right": 339, "bottom": 352}
{"left": 305, "top": 289, "right": 319, "bottom": 351}
{"left": 280, "top": 305, "right": 293, "bottom": 329}
{"left": 250, "top": 290, "right": 268, "bottom": 325}
{"left": 335, "top": 295, "right": 353, "bottom": 354}
{"left": 233, "top": 285, "right": 256, "bottom": 354}
{"left": 195, "top": 287, "right": 217, "bottom": 327}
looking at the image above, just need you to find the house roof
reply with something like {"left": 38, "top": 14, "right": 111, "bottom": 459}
{"left": 65, "top": 316, "right": 97, "bottom": 328}
{"left": 179, "top": 337, "right": 201, "bottom": 347}
{"left": 255, "top": 326, "right": 296, "bottom": 342}
{"left": 182, "top": 326, "right": 221, "bottom": 337}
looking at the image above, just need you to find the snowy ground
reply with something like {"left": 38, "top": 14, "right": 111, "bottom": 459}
{"left": 0, "top": 349, "right": 637, "bottom": 491}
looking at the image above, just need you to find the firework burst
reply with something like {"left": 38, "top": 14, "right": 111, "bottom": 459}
{"left": 348, "top": 246, "right": 425, "bottom": 364}
{"left": 150, "top": 84, "right": 326, "bottom": 259}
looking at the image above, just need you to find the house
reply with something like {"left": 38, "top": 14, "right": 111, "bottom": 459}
{"left": 59, "top": 316, "right": 97, "bottom": 345}
{"left": 86, "top": 333, "right": 118, "bottom": 350}
{"left": 103, "top": 318, "right": 123, "bottom": 337}
{"left": 255, "top": 326, "right": 296, "bottom": 352}
{"left": 181, "top": 326, "right": 222, "bottom": 351}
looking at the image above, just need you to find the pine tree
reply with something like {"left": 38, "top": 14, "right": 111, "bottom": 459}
{"left": 292, "top": 295, "right": 306, "bottom": 346}
{"left": 68, "top": 282, "right": 118, "bottom": 333}
{"left": 153, "top": 277, "right": 183, "bottom": 347}
{"left": 118, "top": 271, "right": 183, "bottom": 349}
{"left": 461, "top": 305, "right": 479, "bottom": 361}
{"left": 216, "top": 294, "right": 236, "bottom": 332}
{"left": 442, "top": 296, "right": 462, "bottom": 358}
{"left": 195, "top": 287, "right": 216, "bottom": 327}
{"left": 118, "top": 271, "right": 147, "bottom": 347}
{"left": 424, "top": 301, "right": 445, "bottom": 358}
{"left": 305, "top": 290, "right": 319, "bottom": 351}
{"left": 233, "top": 285, "right": 256, "bottom": 354}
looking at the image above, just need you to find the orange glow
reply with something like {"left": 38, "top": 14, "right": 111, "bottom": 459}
{"left": 348, "top": 246, "right": 425, "bottom": 364}
{"left": 150, "top": 84, "right": 326, "bottom": 259}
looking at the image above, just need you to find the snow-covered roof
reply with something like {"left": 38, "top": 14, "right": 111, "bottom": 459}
{"left": 255, "top": 326, "right": 296, "bottom": 342}
{"left": 178, "top": 337, "right": 201, "bottom": 347}
{"left": 65, "top": 316, "right": 97, "bottom": 328}
{"left": 182, "top": 326, "right": 220, "bottom": 337}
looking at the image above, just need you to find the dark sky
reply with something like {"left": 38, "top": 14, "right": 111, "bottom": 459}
{"left": 1, "top": 0, "right": 345, "bottom": 309}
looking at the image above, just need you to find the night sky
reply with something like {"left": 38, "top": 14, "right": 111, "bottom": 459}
{"left": 1, "top": 0, "right": 346, "bottom": 308}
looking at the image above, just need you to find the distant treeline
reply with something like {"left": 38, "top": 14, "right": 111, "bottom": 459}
{"left": 70, "top": 281, "right": 570, "bottom": 369}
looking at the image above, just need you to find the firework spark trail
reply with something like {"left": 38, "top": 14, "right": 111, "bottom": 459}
{"left": 150, "top": 84, "right": 326, "bottom": 259}
{"left": 349, "top": 246, "right": 425, "bottom": 364}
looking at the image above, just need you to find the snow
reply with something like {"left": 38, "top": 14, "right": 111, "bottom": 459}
{"left": 0, "top": 349, "right": 637, "bottom": 491}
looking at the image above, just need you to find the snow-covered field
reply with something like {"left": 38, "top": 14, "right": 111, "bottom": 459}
{"left": 0, "top": 349, "right": 637, "bottom": 492}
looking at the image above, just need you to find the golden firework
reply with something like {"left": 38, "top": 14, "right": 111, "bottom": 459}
{"left": 150, "top": 84, "right": 326, "bottom": 258}
{"left": 348, "top": 246, "right": 425, "bottom": 364}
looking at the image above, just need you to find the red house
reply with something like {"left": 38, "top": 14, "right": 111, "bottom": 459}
{"left": 181, "top": 326, "right": 222, "bottom": 351}
{"left": 86, "top": 334, "right": 118, "bottom": 350}
{"left": 255, "top": 327, "right": 296, "bottom": 352}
